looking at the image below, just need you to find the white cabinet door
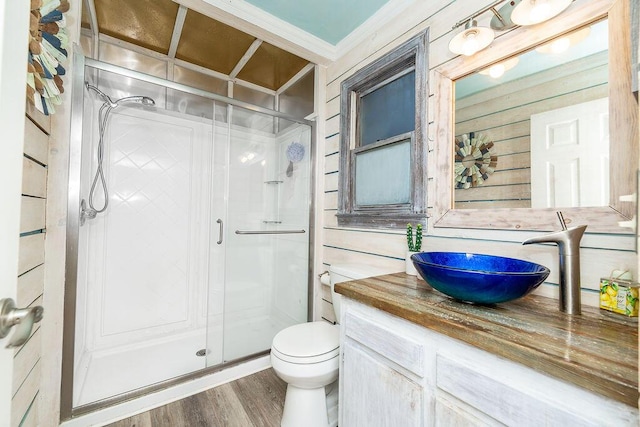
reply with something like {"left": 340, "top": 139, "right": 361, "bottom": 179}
{"left": 342, "top": 339, "right": 424, "bottom": 427}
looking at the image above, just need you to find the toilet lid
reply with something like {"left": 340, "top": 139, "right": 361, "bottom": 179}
{"left": 272, "top": 321, "right": 339, "bottom": 363}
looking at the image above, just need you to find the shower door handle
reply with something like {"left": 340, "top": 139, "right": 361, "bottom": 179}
{"left": 0, "top": 298, "right": 44, "bottom": 349}
{"left": 216, "top": 219, "right": 223, "bottom": 244}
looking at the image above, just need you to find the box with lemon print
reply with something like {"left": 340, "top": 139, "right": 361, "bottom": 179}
{"left": 599, "top": 278, "right": 639, "bottom": 317}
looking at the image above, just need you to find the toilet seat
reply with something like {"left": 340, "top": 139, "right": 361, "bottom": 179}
{"left": 272, "top": 322, "right": 339, "bottom": 364}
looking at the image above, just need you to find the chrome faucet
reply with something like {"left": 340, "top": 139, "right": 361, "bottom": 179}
{"left": 522, "top": 212, "right": 587, "bottom": 315}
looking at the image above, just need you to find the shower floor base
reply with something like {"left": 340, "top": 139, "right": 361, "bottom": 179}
{"left": 73, "top": 317, "right": 296, "bottom": 407}
{"left": 74, "top": 330, "right": 207, "bottom": 407}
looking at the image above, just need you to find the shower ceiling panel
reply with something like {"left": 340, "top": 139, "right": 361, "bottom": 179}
{"left": 93, "top": 0, "right": 180, "bottom": 54}
{"left": 83, "top": 0, "right": 312, "bottom": 91}
{"left": 175, "top": 9, "right": 257, "bottom": 75}
{"left": 237, "top": 42, "right": 310, "bottom": 90}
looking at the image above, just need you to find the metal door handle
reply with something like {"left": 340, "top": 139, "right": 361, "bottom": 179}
{"left": 0, "top": 298, "right": 44, "bottom": 348}
{"left": 235, "top": 229, "right": 306, "bottom": 235}
{"left": 216, "top": 219, "right": 223, "bottom": 245}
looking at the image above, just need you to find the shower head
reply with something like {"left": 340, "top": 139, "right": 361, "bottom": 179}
{"left": 85, "top": 82, "right": 156, "bottom": 108}
{"left": 85, "top": 82, "right": 117, "bottom": 108}
{"left": 115, "top": 96, "right": 155, "bottom": 107}
{"left": 141, "top": 97, "right": 155, "bottom": 106}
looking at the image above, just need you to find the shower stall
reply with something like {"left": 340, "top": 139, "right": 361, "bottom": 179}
{"left": 63, "top": 54, "right": 314, "bottom": 414}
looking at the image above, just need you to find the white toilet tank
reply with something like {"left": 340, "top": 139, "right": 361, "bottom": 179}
{"left": 329, "top": 263, "right": 390, "bottom": 323}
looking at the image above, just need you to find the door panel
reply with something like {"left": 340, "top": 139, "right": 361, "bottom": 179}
{"left": 220, "top": 108, "right": 311, "bottom": 362}
{"left": 530, "top": 97, "right": 609, "bottom": 208}
{"left": 0, "top": 0, "right": 30, "bottom": 425}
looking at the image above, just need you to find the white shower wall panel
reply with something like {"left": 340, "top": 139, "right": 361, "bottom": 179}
{"left": 81, "top": 108, "right": 212, "bottom": 352}
{"left": 275, "top": 125, "right": 312, "bottom": 226}
{"left": 271, "top": 125, "right": 312, "bottom": 324}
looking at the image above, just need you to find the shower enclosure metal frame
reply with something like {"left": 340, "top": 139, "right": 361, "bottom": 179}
{"left": 61, "top": 51, "right": 317, "bottom": 420}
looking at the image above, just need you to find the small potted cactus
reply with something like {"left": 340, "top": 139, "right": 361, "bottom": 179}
{"left": 406, "top": 223, "right": 422, "bottom": 276}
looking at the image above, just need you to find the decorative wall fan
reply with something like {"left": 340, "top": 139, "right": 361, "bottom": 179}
{"left": 26, "top": 0, "right": 70, "bottom": 116}
{"left": 454, "top": 132, "right": 498, "bottom": 189}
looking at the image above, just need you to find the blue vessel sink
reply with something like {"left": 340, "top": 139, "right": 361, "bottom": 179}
{"left": 411, "top": 252, "right": 550, "bottom": 304}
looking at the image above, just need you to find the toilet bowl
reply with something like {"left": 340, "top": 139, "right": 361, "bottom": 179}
{"left": 271, "top": 322, "right": 340, "bottom": 427}
{"left": 271, "top": 263, "right": 389, "bottom": 427}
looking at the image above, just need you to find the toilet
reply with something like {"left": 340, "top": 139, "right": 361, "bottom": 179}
{"left": 271, "top": 263, "right": 388, "bottom": 427}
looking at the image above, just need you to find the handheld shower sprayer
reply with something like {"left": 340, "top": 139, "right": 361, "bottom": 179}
{"left": 85, "top": 83, "right": 156, "bottom": 108}
{"left": 81, "top": 83, "right": 156, "bottom": 226}
{"left": 115, "top": 95, "right": 155, "bottom": 107}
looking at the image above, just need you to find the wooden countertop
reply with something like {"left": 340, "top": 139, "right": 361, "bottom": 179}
{"left": 335, "top": 273, "right": 639, "bottom": 407}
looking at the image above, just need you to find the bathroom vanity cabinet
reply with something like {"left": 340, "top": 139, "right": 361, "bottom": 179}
{"left": 337, "top": 274, "right": 639, "bottom": 426}
{"left": 341, "top": 308, "right": 426, "bottom": 426}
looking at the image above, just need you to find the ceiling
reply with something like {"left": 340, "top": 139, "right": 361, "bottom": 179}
{"left": 81, "top": 0, "right": 395, "bottom": 92}
{"left": 243, "top": 0, "right": 391, "bottom": 45}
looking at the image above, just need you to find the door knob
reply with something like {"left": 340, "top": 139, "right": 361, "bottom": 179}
{"left": 0, "top": 298, "right": 43, "bottom": 348}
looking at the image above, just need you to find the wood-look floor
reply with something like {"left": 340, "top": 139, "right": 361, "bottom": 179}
{"left": 106, "top": 368, "right": 286, "bottom": 427}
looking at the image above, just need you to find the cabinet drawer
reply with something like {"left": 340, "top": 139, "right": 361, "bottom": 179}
{"left": 344, "top": 312, "right": 424, "bottom": 377}
{"left": 436, "top": 354, "right": 603, "bottom": 426}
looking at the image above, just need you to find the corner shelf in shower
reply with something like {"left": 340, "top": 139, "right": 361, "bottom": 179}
{"left": 264, "top": 180, "right": 283, "bottom": 184}
{"left": 263, "top": 220, "right": 282, "bottom": 224}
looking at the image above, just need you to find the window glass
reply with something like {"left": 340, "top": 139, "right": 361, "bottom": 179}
{"left": 360, "top": 71, "right": 415, "bottom": 146}
{"left": 355, "top": 140, "right": 411, "bottom": 206}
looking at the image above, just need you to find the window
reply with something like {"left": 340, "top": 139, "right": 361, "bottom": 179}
{"left": 337, "top": 30, "right": 429, "bottom": 228}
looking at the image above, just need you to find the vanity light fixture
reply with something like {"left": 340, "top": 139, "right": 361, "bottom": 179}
{"left": 448, "top": 0, "right": 575, "bottom": 57}
{"left": 511, "top": 0, "right": 572, "bottom": 26}
{"left": 448, "top": 0, "right": 513, "bottom": 57}
{"left": 449, "top": 19, "right": 495, "bottom": 56}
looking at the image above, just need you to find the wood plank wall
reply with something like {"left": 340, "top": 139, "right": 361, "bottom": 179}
{"left": 318, "top": 0, "right": 636, "bottom": 321}
{"left": 454, "top": 51, "right": 608, "bottom": 209}
{"left": 12, "top": 110, "right": 49, "bottom": 427}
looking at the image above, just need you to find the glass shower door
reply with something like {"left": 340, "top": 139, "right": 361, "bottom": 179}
{"left": 212, "top": 106, "right": 311, "bottom": 363}
{"left": 74, "top": 71, "right": 216, "bottom": 406}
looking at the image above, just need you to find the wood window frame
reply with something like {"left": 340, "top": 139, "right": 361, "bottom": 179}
{"left": 337, "top": 30, "right": 429, "bottom": 229}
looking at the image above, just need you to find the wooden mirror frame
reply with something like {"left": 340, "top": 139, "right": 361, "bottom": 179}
{"left": 431, "top": 0, "right": 638, "bottom": 233}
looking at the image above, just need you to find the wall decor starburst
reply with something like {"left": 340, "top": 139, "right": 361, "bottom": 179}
{"left": 454, "top": 132, "right": 498, "bottom": 189}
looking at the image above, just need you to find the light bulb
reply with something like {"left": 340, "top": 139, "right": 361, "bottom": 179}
{"left": 489, "top": 64, "right": 505, "bottom": 78}
{"left": 462, "top": 31, "right": 480, "bottom": 56}
{"left": 529, "top": 0, "right": 552, "bottom": 24}
{"left": 479, "top": 57, "right": 519, "bottom": 78}
{"left": 511, "top": 0, "right": 572, "bottom": 26}
{"left": 549, "top": 37, "right": 571, "bottom": 53}
{"left": 449, "top": 19, "right": 494, "bottom": 56}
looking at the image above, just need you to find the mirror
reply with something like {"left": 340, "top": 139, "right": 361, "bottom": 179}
{"left": 454, "top": 20, "right": 609, "bottom": 210}
{"left": 432, "top": 0, "right": 638, "bottom": 232}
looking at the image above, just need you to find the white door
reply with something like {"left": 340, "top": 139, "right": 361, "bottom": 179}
{"left": 530, "top": 98, "right": 609, "bottom": 208}
{"left": 0, "top": 1, "right": 29, "bottom": 425}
